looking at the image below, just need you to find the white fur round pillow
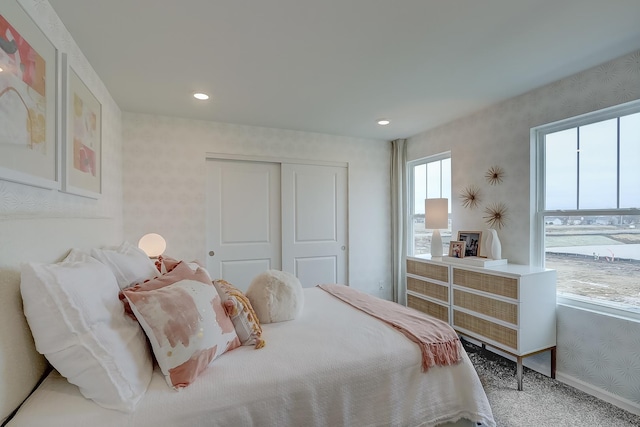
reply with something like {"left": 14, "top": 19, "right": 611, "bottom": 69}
{"left": 246, "top": 270, "right": 304, "bottom": 324}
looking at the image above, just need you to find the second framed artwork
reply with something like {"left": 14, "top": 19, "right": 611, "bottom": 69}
{"left": 62, "top": 54, "right": 101, "bottom": 198}
{"left": 457, "top": 231, "right": 482, "bottom": 257}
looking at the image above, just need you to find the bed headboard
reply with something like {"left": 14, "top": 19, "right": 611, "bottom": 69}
{"left": 0, "top": 217, "right": 120, "bottom": 423}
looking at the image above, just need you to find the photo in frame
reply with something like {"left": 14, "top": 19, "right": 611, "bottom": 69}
{"left": 448, "top": 241, "right": 466, "bottom": 259}
{"left": 0, "top": 1, "right": 58, "bottom": 189}
{"left": 457, "top": 231, "right": 483, "bottom": 257}
{"left": 62, "top": 54, "right": 101, "bottom": 198}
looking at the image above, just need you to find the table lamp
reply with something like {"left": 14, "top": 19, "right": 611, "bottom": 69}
{"left": 138, "top": 233, "right": 166, "bottom": 258}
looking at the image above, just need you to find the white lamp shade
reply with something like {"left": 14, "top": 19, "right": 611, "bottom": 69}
{"left": 138, "top": 233, "right": 166, "bottom": 258}
{"left": 425, "top": 198, "right": 448, "bottom": 257}
{"left": 425, "top": 198, "right": 448, "bottom": 229}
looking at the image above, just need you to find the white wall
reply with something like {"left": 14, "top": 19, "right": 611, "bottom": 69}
{"left": 407, "top": 50, "right": 640, "bottom": 412}
{"left": 0, "top": 0, "right": 123, "bottom": 267}
{"left": 122, "top": 114, "right": 391, "bottom": 297}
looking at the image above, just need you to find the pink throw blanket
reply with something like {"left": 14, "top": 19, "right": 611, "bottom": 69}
{"left": 318, "top": 284, "right": 462, "bottom": 372}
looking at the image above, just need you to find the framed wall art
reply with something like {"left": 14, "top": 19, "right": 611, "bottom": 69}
{"left": 61, "top": 53, "right": 101, "bottom": 198}
{"left": 457, "top": 230, "right": 483, "bottom": 257}
{"left": 0, "top": 1, "right": 58, "bottom": 189}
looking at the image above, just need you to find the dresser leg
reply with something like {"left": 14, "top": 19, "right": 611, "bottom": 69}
{"left": 551, "top": 347, "right": 556, "bottom": 379}
{"left": 516, "top": 356, "right": 523, "bottom": 391}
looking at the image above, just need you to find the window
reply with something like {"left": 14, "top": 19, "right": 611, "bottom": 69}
{"left": 408, "top": 153, "right": 451, "bottom": 256}
{"left": 533, "top": 100, "right": 640, "bottom": 315}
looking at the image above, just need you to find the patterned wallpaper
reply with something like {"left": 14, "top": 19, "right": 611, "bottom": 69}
{"left": 408, "top": 50, "right": 640, "bottom": 410}
{"left": 558, "top": 305, "right": 640, "bottom": 408}
{"left": 122, "top": 114, "right": 391, "bottom": 297}
{"left": 0, "top": 1, "right": 122, "bottom": 243}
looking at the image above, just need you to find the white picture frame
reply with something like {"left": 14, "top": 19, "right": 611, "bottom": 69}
{"left": 0, "top": 1, "right": 59, "bottom": 190}
{"left": 61, "top": 53, "right": 101, "bottom": 198}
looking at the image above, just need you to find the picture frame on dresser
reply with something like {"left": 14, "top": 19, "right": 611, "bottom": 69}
{"left": 457, "top": 231, "right": 482, "bottom": 257}
{"left": 0, "top": 0, "right": 59, "bottom": 190}
{"left": 448, "top": 241, "right": 465, "bottom": 258}
{"left": 61, "top": 53, "right": 102, "bottom": 198}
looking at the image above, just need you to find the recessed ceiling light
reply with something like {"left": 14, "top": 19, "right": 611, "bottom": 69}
{"left": 377, "top": 119, "right": 390, "bottom": 126}
{"left": 193, "top": 92, "right": 209, "bottom": 100}
{"left": 0, "top": 67, "right": 4, "bottom": 72}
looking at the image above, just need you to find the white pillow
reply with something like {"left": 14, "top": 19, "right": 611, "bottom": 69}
{"left": 246, "top": 270, "right": 304, "bottom": 323}
{"left": 90, "top": 242, "right": 158, "bottom": 289}
{"left": 20, "top": 250, "right": 153, "bottom": 412}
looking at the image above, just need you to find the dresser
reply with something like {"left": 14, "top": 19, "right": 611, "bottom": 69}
{"left": 406, "top": 255, "right": 557, "bottom": 390}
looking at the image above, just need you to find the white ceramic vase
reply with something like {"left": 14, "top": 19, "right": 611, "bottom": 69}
{"left": 485, "top": 229, "right": 502, "bottom": 260}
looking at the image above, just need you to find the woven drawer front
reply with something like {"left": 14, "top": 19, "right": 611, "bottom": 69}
{"left": 453, "top": 289, "right": 517, "bottom": 325}
{"left": 408, "top": 295, "right": 449, "bottom": 322}
{"left": 453, "top": 310, "right": 517, "bottom": 349}
{"left": 406, "top": 260, "right": 448, "bottom": 282}
{"left": 408, "top": 277, "right": 448, "bottom": 302}
{"left": 452, "top": 268, "right": 518, "bottom": 299}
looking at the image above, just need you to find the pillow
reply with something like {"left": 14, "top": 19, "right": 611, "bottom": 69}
{"left": 213, "top": 279, "right": 265, "bottom": 349}
{"left": 122, "top": 267, "right": 240, "bottom": 389}
{"left": 90, "top": 242, "right": 159, "bottom": 289}
{"left": 156, "top": 255, "right": 207, "bottom": 277}
{"left": 246, "top": 270, "right": 304, "bottom": 324}
{"left": 20, "top": 250, "right": 153, "bottom": 412}
{"left": 119, "top": 261, "right": 211, "bottom": 319}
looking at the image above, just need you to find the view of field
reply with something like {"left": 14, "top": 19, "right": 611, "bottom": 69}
{"left": 546, "top": 225, "right": 640, "bottom": 311}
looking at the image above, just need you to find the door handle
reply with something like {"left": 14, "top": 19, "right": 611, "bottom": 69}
{"left": 208, "top": 251, "right": 215, "bottom": 257}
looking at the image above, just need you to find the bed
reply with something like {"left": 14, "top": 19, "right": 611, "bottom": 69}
{"left": 0, "top": 244, "right": 494, "bottom": 427}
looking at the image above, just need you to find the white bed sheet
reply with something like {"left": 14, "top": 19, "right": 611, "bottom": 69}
{"left": 8, "top": 288, "right": 495, "bottom": 427}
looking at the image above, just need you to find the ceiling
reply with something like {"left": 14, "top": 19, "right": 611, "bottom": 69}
{"left": 48, "top": 0, "right": 640, "bottom": 141}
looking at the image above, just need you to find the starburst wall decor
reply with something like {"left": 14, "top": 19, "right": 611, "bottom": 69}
{"left": 483, "top": 202, "right": 508, "bottom": 229}
{"left": 460, "top": 185, "right": 481, "bottom": 209}
{"left": 485, "top": 166, "right": 505, "bottom": 186}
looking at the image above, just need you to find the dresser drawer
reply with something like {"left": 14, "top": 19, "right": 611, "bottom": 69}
{"left": 452, "top": 268, "right": 518, "bottom": 299}
{"left": 408, "top": 276, "right": 448, "bottom": 303}
{"left": 408, "top": 295, "right": 449, "bottom": 323}
{"left": 453, "top": 310, "right": 517, "bottom": 349}
{"left": 407, "top": 260, "right": 448, "bottom": 282}
{"left": 453, "top": 289, "right": 517, "bottom": 325}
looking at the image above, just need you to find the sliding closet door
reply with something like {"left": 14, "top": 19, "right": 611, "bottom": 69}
{"left": 206, "top": 159, "right": 281, "bottom": 291}
{"left": 281, "top": 163, "right": 348, "bottom": 287}
{"left": 206, "top": 158, "right": 348, "bottom": 290}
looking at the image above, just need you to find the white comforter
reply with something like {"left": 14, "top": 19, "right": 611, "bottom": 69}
{"left": 8, "top": 288, "right": 494, "bottom": 427}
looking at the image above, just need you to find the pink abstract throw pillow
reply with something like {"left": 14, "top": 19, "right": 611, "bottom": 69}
{"left": 119, "top": 261, "right": 209, "bottom": 319}
{"left": 122, "top": 265, "right": 240, "bottom": 389}
{"left": 155, "top": 255, "right": 205, "bottom": 275}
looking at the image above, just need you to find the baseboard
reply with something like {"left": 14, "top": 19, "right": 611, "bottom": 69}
{"left": 461, "top": 336, "right": 640, "bottom": 416}
{"left": 556, "top": 372, "right": 640, "bottom": 416}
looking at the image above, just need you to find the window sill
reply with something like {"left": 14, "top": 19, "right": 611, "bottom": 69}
{"left": 557, "top": 295, "right": 640, "bottom": 323}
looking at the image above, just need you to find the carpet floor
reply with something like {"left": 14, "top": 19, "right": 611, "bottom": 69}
{"left": 463, "top": 340, "right": 640, "bottom": 427}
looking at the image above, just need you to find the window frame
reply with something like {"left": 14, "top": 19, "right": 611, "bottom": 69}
{"left": 532, "top": 99, "right": 640, "bottom": 319}
{"left": 407, "top": 152, "right": 451, "bottom": 257}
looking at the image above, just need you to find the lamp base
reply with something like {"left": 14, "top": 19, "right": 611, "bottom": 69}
{"left": 431, "top": 229, "right": 443, "bottom": 257}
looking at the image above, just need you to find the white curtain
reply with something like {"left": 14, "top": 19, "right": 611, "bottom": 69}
{"left": 391, "top": 139, "right": 407, "bottom": 304}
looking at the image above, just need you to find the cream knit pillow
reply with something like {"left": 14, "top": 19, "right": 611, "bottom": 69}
{"left": 246, "top": 270, "right": 304, "bottom": 323}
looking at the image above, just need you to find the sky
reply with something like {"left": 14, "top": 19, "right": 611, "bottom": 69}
{"left": 545, "top": 112, "right": 640, "bottom": 211}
